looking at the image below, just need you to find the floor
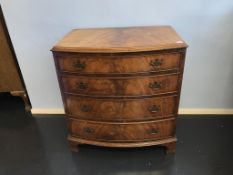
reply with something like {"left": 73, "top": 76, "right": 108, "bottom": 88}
{"left": 0, "top": 93, "right": 233, "bottom": 175}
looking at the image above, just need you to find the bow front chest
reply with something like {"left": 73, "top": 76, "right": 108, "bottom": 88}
{"left": 52, "top": 26, "right": 187, "bottom": 153}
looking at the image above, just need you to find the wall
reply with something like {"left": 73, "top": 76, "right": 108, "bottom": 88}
{"left": 1, "top": 0, "right": 233, "bottom": 112}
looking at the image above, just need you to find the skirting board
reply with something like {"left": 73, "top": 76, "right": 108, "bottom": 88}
{"left": 31, "top": 108, "right": 233, "bottom": 115}
{"left": 31, "top": 108, "right": 65, "bottom": 114}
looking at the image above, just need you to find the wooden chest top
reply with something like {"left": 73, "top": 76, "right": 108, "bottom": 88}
{"left": 52, "top": 26, "right": 187, "bottom": 53}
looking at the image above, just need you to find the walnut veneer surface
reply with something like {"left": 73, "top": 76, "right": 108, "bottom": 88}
{"left": 52, "top": 26, "right": 187, "bottom": 153}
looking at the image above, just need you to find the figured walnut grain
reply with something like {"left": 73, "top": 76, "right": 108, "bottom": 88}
{"left": 52, "top": 26, "right": 187, "bottom": 53}
{"left": 66, "top": 95, "right": 177, "bottom": 122}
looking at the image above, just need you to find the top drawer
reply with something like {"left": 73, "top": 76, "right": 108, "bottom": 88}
{"left": 55, "top": 52, "right": 181, "bottom": 74}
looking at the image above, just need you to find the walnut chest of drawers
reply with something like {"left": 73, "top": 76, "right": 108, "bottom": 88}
{"left": 51, "top": 26, "right": 187, "bottom": 153}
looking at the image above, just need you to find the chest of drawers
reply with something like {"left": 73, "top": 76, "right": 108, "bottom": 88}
{"left": 52, "top": 26, "right": 187, "bottom": 154}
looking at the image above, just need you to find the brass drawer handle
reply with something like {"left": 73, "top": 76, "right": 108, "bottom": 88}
{"left": 84, "top": 127, "right": 94, "bottom": 134}
{"left": 76, "top": 82, "right": 88, "bottom": 90}
{"left": 148, "top": 128, "right": 159, "bottom": 135}
{"left": 72, "top": 60, "right": 85, "bottom": 70}
{"left": 150, "top": 59, "right": 163, "bottom": 69}
{"left": 148, "top": 105, "right": 161, "bottom": 113}
{"left": 81, "top": 105, "right": 92, "bottom": 112}
{"left": 149, "top": 81, "right": 162, "bottom": 90}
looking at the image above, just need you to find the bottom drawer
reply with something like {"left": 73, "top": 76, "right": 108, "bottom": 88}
{"left": 68, "top": 118, "right": 175, "bottom": 142}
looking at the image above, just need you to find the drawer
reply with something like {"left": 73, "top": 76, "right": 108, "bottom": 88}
{"left": 61, "top": 74, "right": 179, "bottom": 97}
{"left": 55, "top": 52, "right": 181, "bottom": 74}
{"left": 69, "top": 118, "right": 175, "bottom": 142}
{"left": 66, "top": 95, "right": 177, "bottom": 121}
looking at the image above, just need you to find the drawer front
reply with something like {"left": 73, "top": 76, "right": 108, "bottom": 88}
{"left": 56, "top": 53, "right": 181, "bottom": 74}
{"left": 69, "top": 119, "right": 175, "bottom": 142}
{"left": 66, "top": 95, "right": 176, "bottom": 121}
{"left": 61, "top": 74, "right": 179, "bottom": 97}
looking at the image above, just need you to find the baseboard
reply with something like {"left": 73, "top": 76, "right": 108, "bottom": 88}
{"left": 31, "top": 108, "right": 233, "bottom": 115}
{"left": 178, "top": 108, "right": 233, "bottom": 115}
{"left": 31, "top": 108, "right": 65, "bottom": 114}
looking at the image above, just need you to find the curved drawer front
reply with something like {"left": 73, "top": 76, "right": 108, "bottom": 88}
{"left": 61, "top": 74, "right": 179, "bottom": 97}
{"left": 56, "top": 52, "right": 181, "bottom": 74}
{"left": 69, "top": 119, "right": 175, "bottom": 142}
{"left": 66, "top": 95, "right": 176, "bottom": 121}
